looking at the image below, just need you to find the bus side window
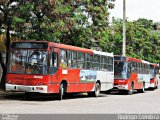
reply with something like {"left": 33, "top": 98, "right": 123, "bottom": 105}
{"left": 53, "top": 53, "right": 58, "bottom": 67}
{"left": 128, "top": 62, "right": 131, "bottom": 73}
{"left": 85, "top": 54, "right": 91, "bottom": 69}
{"left": 94, "top": 54, "right": 100, "bottom": 70}
{"left": 109, "top": 57, "right": 113, "bottom": 72}
{"left": 68, "top": 51, "right": 77, "bottom": 68}
{"left": 50, "top": 52, "right": 58, "bottom": 74}
{"left": 60, "top": 50, "right": 67, "bottom": 68}
{"left": 77, "top": 52, "right": 85, "bottom": 69}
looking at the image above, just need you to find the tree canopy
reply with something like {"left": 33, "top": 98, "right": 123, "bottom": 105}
{"left": 0, "top": 0, "right": 160, "bottom": 63}
{"left": 100, "top": 18, "right": 160, "bottom": 63}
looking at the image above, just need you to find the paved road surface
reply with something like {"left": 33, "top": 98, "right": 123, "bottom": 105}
{"left": 0, "top": 88, "right": 160, "bottom": 114}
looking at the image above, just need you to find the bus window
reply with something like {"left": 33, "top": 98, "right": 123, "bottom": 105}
{"left": 26, "top": 50, "right": 48, "bottom": 74}
{"left": 50, "top": 52, "right": 58, "bottom": 74}
{"left": 86, "top": 54, "right": 91, "bottom": 69}
{"left": 60, "top": 50, "right": 67, "bottom": 68}
{"left": 94, "top": 55, "right": 100, "bottom": 70}
{"left": 100, "top": 56, "right": 107, "bottom": 71}
{"left": 90, "top": 55, "right": 94, "bottom": 69}
{"left": 9, "top": 50, "right": 26, "bottom": 74}
{"left": 9, "top": 50, "right": 48, "bottom": 74}
{"left": 150, "top": 65, "right": 155, "bottom": 79}
{"left": 108, "top": 57, "right": 113, "bottom": 72}
{"left": 114, "top": 61, "right": 129, "bottom": 79}
{"left": 77, "top": 52, "right": 85, "bottom": 69}
{"left": 68, "top": 51, "right": 77, "bottom": 68}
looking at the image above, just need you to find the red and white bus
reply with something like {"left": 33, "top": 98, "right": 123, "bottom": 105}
{"left": 6, "top": 41, "right": 114, "bottom": 99}
{"left": 149, "top": 63, "right": 159, "bottom": 90}
{"left": 113, "top": 56, "right": 150, "bottom": 95}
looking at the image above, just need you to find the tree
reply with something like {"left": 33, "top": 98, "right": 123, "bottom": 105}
{"left": 100, "top": 18, "right": 160, "bottom": 63}
{"left": 0, "top": 0, "right": 20, "bottom": 65}
{"left": 9, "top": 0, "right": 115, "bottom": 49}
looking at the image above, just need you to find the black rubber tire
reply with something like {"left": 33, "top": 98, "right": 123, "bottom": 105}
{"left": 88, "top": 82, "right": 101, "bottom": 97}
{"left": 59, "top": 84, "right": 64, "bottom": 100}
{"left": 155, "top": 86, "right": 158, "bottom": 89}
{"left": 127, "top": 83, "right": 134, "bottom": 95}
{"left": 137, "top": 82, "right": 145, "bottom": 93}
{"left": 155, "top": 82, "right": 158, "bottom": 89}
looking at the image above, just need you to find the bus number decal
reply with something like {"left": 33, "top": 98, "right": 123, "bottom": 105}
{"left": 62, "top": 70, "right": 68, "bottom": 75}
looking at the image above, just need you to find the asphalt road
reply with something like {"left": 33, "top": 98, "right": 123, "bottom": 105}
{"left": 0, "top": 88, "right": 160, "bottom": 114}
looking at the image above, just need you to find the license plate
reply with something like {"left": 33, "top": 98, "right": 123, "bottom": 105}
{"left": 18, "top": 86, "right": 31, "bottom": 91}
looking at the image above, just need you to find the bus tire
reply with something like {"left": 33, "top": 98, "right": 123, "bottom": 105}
{"left": 59, "top": 83, "right": 64, "bottom": 100}
{"left": 155, "top": 82, "right": 158, "bottom": 89}
{"left": 155, "top": 86, "right": 158, "bottom": 89}
{"left": 88, "top": 82, "right": 101, "bottom": 97}
{"left": 127, "top": 83, "right": 134, "bottom": 95}
{"left": 138, "top": 82, "right": 145, "bottom": 93}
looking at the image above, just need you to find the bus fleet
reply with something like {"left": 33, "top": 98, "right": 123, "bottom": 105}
{"left": 5, "top": 41, "right": 159, "bottom": 100}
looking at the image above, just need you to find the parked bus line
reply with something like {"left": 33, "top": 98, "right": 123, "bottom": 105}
{"left": 6, "top": 41, "right": 114, "bottom": 100}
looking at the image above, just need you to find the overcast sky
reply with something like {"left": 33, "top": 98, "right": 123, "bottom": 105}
{"left": 109, "top": 0, "right": 160, "bottom": 22}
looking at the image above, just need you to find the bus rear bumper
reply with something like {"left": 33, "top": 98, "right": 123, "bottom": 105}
{"left": 149, "top": 83, "right": 155, "bottom": 88}
{"left": 6, "top": 84, "right": 48, "bottom": 93}
{"left": 113, "top": 84, "right": 128, "bottom": 90}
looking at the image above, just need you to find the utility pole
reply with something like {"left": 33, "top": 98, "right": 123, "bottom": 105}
{"left": 122, "top": 0, "right": 126, "bottom": 56}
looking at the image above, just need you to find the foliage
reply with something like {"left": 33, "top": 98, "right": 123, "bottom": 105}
{"left": 100, "top": 18, "right": 160, "bottom": 63}
{"left": 7, "top": 0, "right": 115, "bottom": 48}
{"left": 0, "top": 0, "right": 160, "bottom": 63}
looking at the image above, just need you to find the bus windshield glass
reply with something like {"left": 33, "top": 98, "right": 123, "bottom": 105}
{"left": 114, "top": 61, "right": 129, "bottom": 79}
{"left": 150, "top": 66, "right": 155, "bottom": 79}
{"left": 9, "top": 49, "right": 48, "bottom": 74}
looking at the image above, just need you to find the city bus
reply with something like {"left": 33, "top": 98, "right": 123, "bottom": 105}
{"left": 6, "top": 41, "right": 114, "bottom": 99}
{"left": 149, "top": 63, "right": 159, "bottom": 90}
{"left": 113, "top": 56, "right": 150, "bottom": 95}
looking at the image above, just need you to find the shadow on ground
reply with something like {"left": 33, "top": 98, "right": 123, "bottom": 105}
{"left": 104, "top": 90, "right": 148, "bottom": 96}
{"left": 0, "top": 92, "right": 108, "bottom": 102}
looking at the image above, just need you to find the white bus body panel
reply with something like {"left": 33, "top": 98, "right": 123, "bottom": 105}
{"left": 96, "top": 71, "right": 114, "bottom": 91}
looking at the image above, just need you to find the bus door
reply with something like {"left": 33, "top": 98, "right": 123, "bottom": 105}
{"left": 49, "top": 47, "right": 59, "bottom": 82}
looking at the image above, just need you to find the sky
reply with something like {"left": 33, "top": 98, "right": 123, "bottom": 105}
{"left": 109, "top": 0, "right": 160, "bottom": 22}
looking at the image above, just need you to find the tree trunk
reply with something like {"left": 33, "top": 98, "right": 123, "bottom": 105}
{"left": 0, "top": 52, "right": 7, "bottom": 90}
{"left": 0, "top": 22, "right": 10, "bottom": 90}
{"left": 6, "top": 24, "right": 10, "bottom": 65}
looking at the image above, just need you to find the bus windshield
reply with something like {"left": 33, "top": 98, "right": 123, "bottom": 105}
{"left": 150, "top": 66, "right": 155, "bottom": 79}
{"left": 114, "top": 61, "right": 129, "bottom": 79}
{"left": 8, "top": 49, "right": 48, "bottom": 74}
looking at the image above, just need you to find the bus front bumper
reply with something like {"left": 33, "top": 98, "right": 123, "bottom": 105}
{"left": 6, "top": 83, "right": 48, "bottom": 93}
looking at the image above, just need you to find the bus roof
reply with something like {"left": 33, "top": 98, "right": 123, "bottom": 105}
{"left": 12, "top": 41, "right": 113, "bottom": 56}
{"left": 141, "top": 60, "right": 150, "bottom": 64}
{"left": 93, "top": 50, "right": 113, "bottom": 57}
{"left": 114, "top": 55, "right": 150, "bottom": 63}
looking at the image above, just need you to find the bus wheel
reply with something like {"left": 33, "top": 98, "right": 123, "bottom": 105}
{"left": 155, "top": 82, "right": 158, "bottom": 89}
{"left": 138, "top": 82, "right": 145, "bottom": 93}
{"left": 59, "top": 83, "right": 64, "bottom": 100}
{"left": 88, "top": 82, "right": 101, "bottom": 97}
{"left": 155, "top": 86, "right": 158, "bottom": 89}
{"left": 127, "top": 83, "right": 134, "bottom": 95}
{"left": 95, "top": 82, "right": 101, "bottom": 97}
